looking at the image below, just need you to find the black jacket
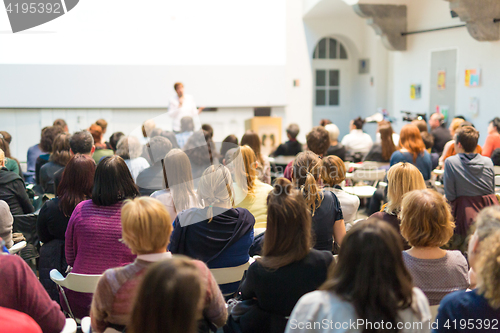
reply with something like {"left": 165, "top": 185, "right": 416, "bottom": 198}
{"left": 0, "top": 167, "right": 34, "bottom": 215}
{"left": 431, "top": 125, "right": 452, "bottom": 154}
{"left": 271, "top": 140, "right": 302, "bottom": 157}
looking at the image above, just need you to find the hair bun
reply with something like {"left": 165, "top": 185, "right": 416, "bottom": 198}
{"left": 273, "top": 177, "right": 292, "bottom": 196}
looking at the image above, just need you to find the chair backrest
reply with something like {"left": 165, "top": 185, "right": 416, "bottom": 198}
{"left": 209, "top": 261, "right": 250, "bottom": 286}
{"left": 50, "top": 269, "right": 102, "bottom": 293}
{"left": 352, "top": 169, "right": 386, "bottom": 182}
{"left": 496, "top": 175, "right": 500, "bottom": 186}
{"left": 494, "top": 165, "right": 500, "bottom": 175}
{"left": 61, "top": 318, "right": 77, "bottom": 333}
{"left": 8, "top": 240, "right": 26, "bottom": 255}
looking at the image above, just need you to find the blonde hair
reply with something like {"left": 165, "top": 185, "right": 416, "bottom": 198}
{"left": 0, "top": 149, "right": 4, "bottom": 165}
{"left": 321, "top": 155, "right": 346, "bottom": 187}
{"left": 386, "top": 162, "right": 426, "bottom": 214}
{"left": 233, "top": 146, "right": 257, "bottom": 197}
{"left": 473, "top": 206, "right": 500, "bottom": 241}
{"left": 293, "top": 151, "right": 323, "bottom": 216}
{"left": 449, "top": 118, "right": 465, "bottom": 136}
{"left": 400, "top": 189, "right": 455, "bottom": 247}
{"left": 198, "top": 165, "right": 234, "bottom": 222}
{"left": 477, "top": 230, "right": 500, "bottom": 309}
{"left": 163, "top": 149, "right": 196, "bottom": 213}
{"left": 121, "top": 197, "right": 173, "bottom": 254}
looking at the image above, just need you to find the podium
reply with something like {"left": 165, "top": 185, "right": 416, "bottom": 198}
{"left": 245, "top": 117, "right": 282, "bottom": 157}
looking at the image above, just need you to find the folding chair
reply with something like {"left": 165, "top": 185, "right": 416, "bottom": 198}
{"left": 209, "top": 261, "right": 251, "bottom": 298}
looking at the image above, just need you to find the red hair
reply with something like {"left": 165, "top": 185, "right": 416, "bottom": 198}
{"left": 399, "top": 124, "right": 425, "bottom": 162}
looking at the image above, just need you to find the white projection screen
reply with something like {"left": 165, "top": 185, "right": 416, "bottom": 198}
{"left": 0, "top": 0, "right": 287, "bottom": 107}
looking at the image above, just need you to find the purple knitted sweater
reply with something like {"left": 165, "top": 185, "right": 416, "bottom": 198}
{"left": 64, "top": 200, "right": 136, "bottom": 318}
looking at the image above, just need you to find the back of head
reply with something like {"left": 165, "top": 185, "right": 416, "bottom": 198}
{"left": 386, "top": 162, "right": 426, "bottom": 214}
{"left": 53, "top": 118, "right": 68, "bottom": 131}
{"left": 324, "top": 124, "right": 340, "bottom": 143}
{"left": 0, "top": 149, "right": 5, "bottom": 165}
{"left": 319, "top": 119, "right": 332, "bottom": 127}
{"left": 142, "top": 120, "right": 156, "bottom": 138}
{"left": 321, "top": 219, "right": 413, "bottom": 327}
{"left": 233, "top": 146, "right": 257, "bottom": 196}
{"left": 431, "top": 113, "right": 445, "bottom": 127}
{"left": 449, "top": 118, "right": 465, "bottom": 135}
{"left": 184, "top": 131, "right": 213, "bottom": 166}
{"left": 261, "top": 178, "right": 311, "bottom": 269}
{"left": 293, "top": 151, "right": 322, "bottom": 214}
{"left": 220, "top": 135, "right": 239, "bottom": 159}
{"left": 477, "top": 230, "right": 500, "bottom": 309}
{"left": 474, "top": 206, "right": 500, "bottom": 242}
{"left": 128, "top": 257, "right": 204, "bottom": 333}
{"left": 455, "top": 126, "right": 479, "bottom": 153}
{"left": 378, "top": 122, "right": 397, "bottom": 161}
{"left": 109, "top": 132, "right": 125, "bottom": 152}
{"left": 181, "top": 117, "right": 195, "bottom": 133}
{"left": 116, "top": 136, "right": 142, "bottom": 160}
{"left": 201, "top": 124, "right": 213, "bottom": 139}
{"left": 40, "top": 126, "right": 65, "bottom": 153}
{"left": 411, "top": 119, "right": 428, "bottom": 133}
{"left": 147, "top": 136, "right": 172, "bottom": 164}
{"left": 321, "top": 155, "right": 346, "bottom": 187}
{"left": 353, "top": 117, "right": 364, "bottom": 130}
{"left": 241, "top": 131, "right": 262, "bottom": 162}
{"left": 121, "top": 197, "right": 173, "bottom": 254}
{"left": 286, "top": 124, "right": 300, "bottom": 139}
{"left": 421, "top": 132, "right": 434, "bottom": 150}
{"left": 92, "top": 155, "right": 139, "bottom": 206}
{"left": 399, "top": 124, "right": 425, "bottom": 161}
{"left": 197, "top": 165, "right": 233, "bottom": 222}
{"left": 0, "top": 137, "right": 11, "bottom": 158}
{"left": 50, "top": 133, "right": 71, "bottom": 166}
{"left": 58, "top": 154, "right": 96, "bottom": 216}
{"left": 95, "top": 119, "right": 108, "bottom": 134}
{"left": 0, "top": 131, "right": 12, "bottom": 144}
{"left": 491, "top": 117, "right": 500, "bottom": 133}
{"left": 400, "top": 189, "right": 454, "bottom": 247}
{"left": 70, "top": 131, "right": 94, "bottom": 155}
{"left": 306, "top": 126, "right": 330, "bottom": 156}
{"left": 88, "top": 124, "right": 103, "bottom": 144}
{"left": 160, "top": 131, "right": 179, "bottom": 149}
{"left": 163, "top": 149, "right": 195, "bottom": 212}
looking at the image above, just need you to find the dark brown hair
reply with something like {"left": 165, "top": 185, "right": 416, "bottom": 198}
{"left": 220, "top": 135, "right": 239, "bottom": 160}
{"left": 411, "top": 119, "right": 428, "bottom": 133}
{"left": 379, "top": 122, "right": 397, "bottom": 161}
{"left": 353, "top": 117, "right": 365, "bottom": 130}
{"left": 320, "top": 219, "right": 414, "bottom": 333}
{"left": 306, "top": 126, "right": 330, "bottom": 156}
{"left": 421, "top": 132, "right": 434, "bottom": 150}
{"left": 53, "top": 118, "right": 67, "bottom": 130}
{"left": 40, "top": 126, "right": 65, "bottom": 153}
{"left": 50, "top": 133, "right": 71, "bottom": 166}
{"left": 95, "top": 119, "right": 108, "bottom": 133}
{"left": 128, "top": 257, "right": 204, "bottom": 333}
{"left": 455, "top": 126, "right": 479, "bottom": 153}
{"left": 241, "top": 131, "right": 264, "bottom": 166}
{"left": 261, "top": 178, "right": 311, "bottom": 269}
{"left": 58, "top": 154, "right": 96, "bottom": 216}
{"left": 201, "top": 124, "right": 213, "bottom": 139}
{"left": 0, "top": 131, "right": 11, "bottom": 144}
{"left": 92, "top": 155, "right": 139, "bottom": 206}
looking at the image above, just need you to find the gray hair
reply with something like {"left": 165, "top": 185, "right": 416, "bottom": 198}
{"left": 116, "top": 136, "right": 143, "bottom": 160}
{"left": 286, "top": 124, "right": 300, "bottom": 139}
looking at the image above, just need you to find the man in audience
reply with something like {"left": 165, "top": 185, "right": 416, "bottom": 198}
{"left": 53, "top": 119, "right": 69, "bottom": 133}
{"left": 175, "top": 117, "right": 195, "bottom": 149}
{"left": 429, "top": 112, "right": 451, "bottom": 154}
{"left": 167, "top": 82, "right": 203, "bottom": 133}
{"left": 444, "top": 126, "right": 495, "bottom": 202}
{"left": 271, "top": 123, "right": 302, "bottom": 157}
{"left": 136, "top": 136, "right": 173, "bottom": 196}
{"left": 283, "top": 126, "right": 330, "bottom": 180}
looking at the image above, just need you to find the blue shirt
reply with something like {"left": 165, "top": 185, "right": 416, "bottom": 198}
{"left": 390, "top": 150, "right": 432, "bottom": 180}
{"left": 433, "top": 289, "right": 500, "bottom": 332}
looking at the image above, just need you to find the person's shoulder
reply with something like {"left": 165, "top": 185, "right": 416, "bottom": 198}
{"left": 446, "top": 250, "right": 468, "bottom": 265}
{"left": 439, "top": 289, "right": 477, "bottom": 312}
{"left": 0, "top": 253, "right": 27, "bottom": 270}
{"left": 255, "top": 180, "right": 273, "bottom": 192}
{"left": 307, "top": 248, "right": 334, "bottom": 265}
{"left": 235, "top": 207, "right": 256, "bottom": 223}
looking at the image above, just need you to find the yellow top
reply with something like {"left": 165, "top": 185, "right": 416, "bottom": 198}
{"left": 233, "top": 179, "right": 273, "bottom": 229}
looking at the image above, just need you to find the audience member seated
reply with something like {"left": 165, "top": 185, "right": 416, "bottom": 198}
{"left": 340, "top": 117, "right": 373, "bottom": 160}
{"left": 0, "top": 149, "right": 34, "bottom": 215}
{"left": 439, "top": 121, "right": 482, "bottom": 163}
{"left": 226, "top": 178, "right": 333, "bottom": 333}
{"left": 232, "top": 146, "right": 273, "bottom": 229}
{"left": 283, "top": 126, "right": 330, "bottom": 180}
{"left": 390, "top": 124, "right": 432, "bottom": 180}
{"left": 271, "top": 123, "right": 302, "bottom": 157}
{"left": 0, "top": 307, "right": 42, "bottom": 333}
{"left": 434, "top": 230, "right": 500, "bottom": 331}
{"left": 412, "top": 119, "right": 428, "bottom": 133}
{"left": 116, "top": 136, "right": 150, "bottom": 182}
{"left": 176, "top": 116, "right": 195, "bottom": 149}
{"left": 220, "top": 134, "right": 239, "bottom": 160}
{"left": 89, "top": 124, "right": 113, "bottom": 163}
{"left": 482, "top": 117, "right": 500, "bottom": 157}
{"left": 241, "top": 130, "right": 271, "bottom": 184}
{"left": 285, "top": 219, "right": 431, "bottom": 333}
{"left": 95, "top": 119, "right": 108, "bottom": 146}
{"left": 53, "top": 118, "right": 69, "bottom": 133}
{"left": 0, "top": 200, "right": 13, "bottom": 248}
{"left": 324, "top": 123, "right": 346, "bottom": 160}
{"left": 492, "top": 148, "right": 500, "bottom": 166}
{"left": 0, "top": 135, "right": 22, "bottom": 177}
{"left": 90, "top": 197, "right": 227, "bottom": 332}
{"left": 421, "top": 131, "right": 439, "bottom": 170}
{"left": 292, "top": 151, "right": 345, "bottom": 251}
{"left": 140, "top": 119, "right": 156, "bottom": 145}
{"left": 64, "top": 156, "right": 138, "bottom": 318}
{"left": 160, "top": 130, "right": 180, "bottom": 149}
{"left": 400, "top": 189, "right": 469, "bottom": 306}
{"left": 128, "top": 256, "right": 226, "bottom": 333}
{"left": 169, "top": 165, "right": 255, "bottom": 296}
{"left": 202, "top": 123, "right": 214, "bottom": 139}
{"left": 39, "top": 133, "right": 71, "bottom": 194}
{"left": 321, "top": 155, "right": 360, "bottom": 228}
{"left": 108, "top": 131, "right": 125, "bottom": 153}
{"left": 35, "top": 126, "right": 64, "bottom": 187}
{"left": 0, "top": 250, "right": 66, "bottom": 333}
{"left": 429, "top": 112, "right": 451, "bottom": 154}
{"left": 26, "top": 128, "right": 48, "bottom": 184}
{"left": 376, "top": 119, "right": 400, "bottom": 146}
{"left": 438, "top": 117, "right": 465, "bottom": 166}
{"left": 364, "top": 120, "right": 397, "bottom": 163}
{"left": 37, "top": 154, "right": 96, "bottom": 302}
{"left": 184, "top": 130, "right": 217, "bottom": 185}
{"left": 467, "top": 206, "right": 500, "bottom": 289}
{"left": 369, "top": 162, "right": 426, "bottom": 241}
{"left": 151, "top": 149, "right": 200, "bottom": 223}
{"left": 136, "top": 136, "right": 173, "bottom": 196}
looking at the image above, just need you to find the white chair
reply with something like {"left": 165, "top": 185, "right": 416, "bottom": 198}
{"left": 494, "top": 165, "right": 500, "bottom": 175}
{"left": 344, "top": 169, "right": 386, "bottom": 199}
{"left": 61, "top": 318, "right": 77, "bottom": 333}
{"left": 209, "top": 261, "right": 250, "bottom": 298}
{"left": 8, "top": 240, "right": 26, "bottom": 255}
{"left": 254, "top": 228, "right": 266, "bottom": 236}
{"left": 50, "top": 269, "right": 102, "bottom": 320}
{"left": 80, "top": 317, "right": 91, "bottom": 333}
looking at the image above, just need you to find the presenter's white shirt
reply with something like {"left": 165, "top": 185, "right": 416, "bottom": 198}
{"left": 167, "top": 94, "right": 198, "bottom": 132}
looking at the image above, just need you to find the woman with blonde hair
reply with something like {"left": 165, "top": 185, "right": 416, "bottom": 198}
{"left": 150, "top": 149, "right": 199, "bottom": 223}
{"left": 241, "top": 131, "right": 271, "bottom": 184}
{"left": 232, "top": 146, "right": 273, "bottom": 229}
{"left": 400, "top": 189, "right": 469, "bottom": 305}
{"left": 91, "top": 197, "right": 227, "bottom": 332}
{"left": 390, "top": 124, "right": 432, "bottom": 180}
{"left": 169, "top": 165, "right": 255, "bottom": 296}
{"left": 292, "top": 151, "right": 345, "bottom": 251}
{"left": 370, "top": 162, "right": 426, "bottom": 234}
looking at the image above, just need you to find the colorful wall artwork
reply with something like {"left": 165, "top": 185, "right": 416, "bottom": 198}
{"left": 410, "top": 84, "right": 421, "bottom": 99}
{"left": 437, "top": 70, "right": 446, "bottom": 90}
{"left": 465, "top": 69, "right": 481, "bottom": 87}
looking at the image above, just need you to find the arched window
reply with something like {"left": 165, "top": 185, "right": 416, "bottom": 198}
{"left": 313, "top": 38, "right": 348, "bottom": 59}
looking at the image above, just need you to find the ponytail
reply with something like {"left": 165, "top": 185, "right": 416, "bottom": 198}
{"left": 293, "top": 151, "right": 323, "bottom": 216}
{"left": 198, "top": 165, "right": 234, "bottom": 223}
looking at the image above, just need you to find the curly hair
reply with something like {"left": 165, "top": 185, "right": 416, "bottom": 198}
{"left": 477, "top": 231, "right": 500, "bottom": 309}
